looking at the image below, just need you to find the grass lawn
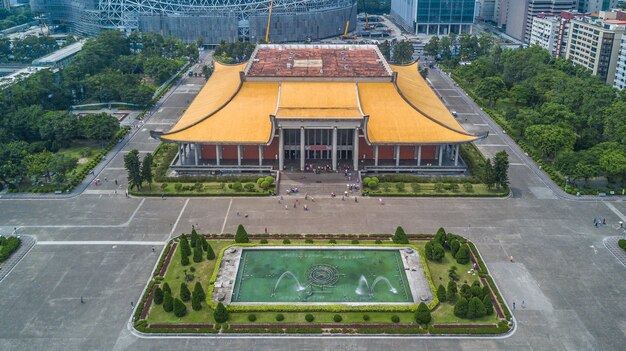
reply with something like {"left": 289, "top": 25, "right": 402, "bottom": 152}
{"left": 57, "top": 141, "right": 103, "bottom": 175}
{"left": 366, "top": 182, "right": 507, "bottom": 197}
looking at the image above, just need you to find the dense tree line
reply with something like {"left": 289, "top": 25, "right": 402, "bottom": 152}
{"left": 213, "top": 41, "right": 256, "bottom": 64}
{"left": 0, "top": 7, "right": 34, "bottom": 31}
{"left": 0, "top": 31, "right": 197, "bottom": 190}
{"left": 378, "top": 40, "right": 414, "bottom": 64}
{"left": 453, "top": 43, "right": 626, "bottom": 188}
{"left": 0, "top": 35, "right": 59, "bottom": 63}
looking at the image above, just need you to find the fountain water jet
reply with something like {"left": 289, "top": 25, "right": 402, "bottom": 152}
{"left": 355, "top": 275, "right": 371, "bottom": 295}
{"left": 371, "top": 276, "right": 398, "bottom": 294}
{"left": 271, "top": 271, "right": 306, "bottom": 297}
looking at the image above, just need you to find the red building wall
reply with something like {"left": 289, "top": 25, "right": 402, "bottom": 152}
{"left": 200, "top": 144, "right": 216, "bottom": 159}
{"left": 359, "top": 137, "right": 374, "bottom": 159}
{"left": 399, "top": 146, "right": 414, "bottom": 159}
{"left": 264, "top": 137, "right": 279, "bottom": 159}
{"left": 421, "top": 145, "right": 437, "bottom": 160}
{"left": 221, "top": 145, "right": 238, "bottom": 159}
{"left": 377, "top": 146, "right": 394, "bottom": 160}
{"left": 241, "top": 145, "right": 259, "bottom": 160}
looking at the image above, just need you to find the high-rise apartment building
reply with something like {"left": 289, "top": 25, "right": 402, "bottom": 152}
{"left": 503, "top": 0, "right": 577, "bottom": 42}
{"left": 565, "top": 18, "right": 624, "bottom": 84}
{"left": 477, "top": 0, "right": 496, "bottom": 21}
{"left": 529, "top": 12, "right": 585, "bottom": 57}
{"left": 391, "top": 0, "right": 477, "bottom": 35}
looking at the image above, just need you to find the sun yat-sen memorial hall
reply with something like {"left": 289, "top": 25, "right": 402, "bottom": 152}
{"left": 152, "top": 44, "right": 486, "bottom": 174}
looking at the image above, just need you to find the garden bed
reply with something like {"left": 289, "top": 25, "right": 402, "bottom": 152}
{"left": 133, "top": 228, "right": 511, "bottom": 335}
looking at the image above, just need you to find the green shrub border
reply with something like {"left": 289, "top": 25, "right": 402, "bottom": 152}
{"left": 136, "top": 233, "right": 510, "bottom": 336}
{"left": 0, "top": 237, "right": 21, "bottom": 262}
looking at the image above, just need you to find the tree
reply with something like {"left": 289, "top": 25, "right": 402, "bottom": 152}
{"left": 414, "top": 302, "right": 431, "bottom": 324}
{"left": 193, "top": 281, "right": 205, "bottom": 301}
{"left": 434, "top": 227, "right": 447, "bottom": 247}
{"left": 525, "top": 125, "right": 576, "bottom": 159}
{"left": 213, "top": 302, "right": 229, "bottom": 323}
{"left": 162, "top": 282, "right": 171, "bottom": 295}
{"left": 378, "top": 40, "right": 391, "bottom": 61}
{"left": 190, "top": 229, "right": 198, "bottom": 248}
{"left": 124, "top": 149, "right": 142, "bottom": 190}
{"left": 144, "top": 56, "right": 180, "bottom": 83}
{"left": 483, "top": 294, "right": 494, "bottom": 315}
{"left": 192, "top": 245, "right": 203, "bottom": 263}
{"left": 154, "top": 286, "right": 164, "bottom": 305}
{"left": 447, "top": 281, "right": 458, "bottom": 302}
{"left": 424, "top": 36, "right": 440, "bottom": 57}
{"left": 459, "top": 283, "right": 472, "bottom": 300}
{"left": 455, "top": 245, "right": 470, "bottom": 264}
{"left": 494, "top": 151, "right": 510, "bottom": 189}
{"left": 475, "top": 76, "right": 506, "bottom": 106}
{"left": 191, "top": 292, "right": 202, "bottom": 311}
{"left": 206, "top": 243, "right": 216, "bottom": 260}
{"left": 141, "top": 153, "right": 153, "bottom": 189}
{"left": 482, "top": 159, "right": 496, "bottom": 189}
{"left": 392, "top": 40, "right": 414, "bottom": 64}
{"left": 437, "top": 284, "right": 447, "bottom": 302}
{"left": 392, "top": 226, "right": 409, "bottom": 244}
{"left": 179, "top": 236, "right": 191, "bottom": 257}
{"left": 163, "top": 291, "right": 173, "bottom": 312}
{"left": 424, "top": 240, "right": 445, "bottom": 262}
{"left": 235, "top": 224, "right": 249, "bottom": 243}
{"left": 173, "top": 297, "right": 187, "bottom": 317}
{"left": 180, "top": 282, "right": 191, "bottom": 302}
{"left": 181, "top": 251, "right": 189, "bottom": 266}
{"left": 201, "top": 236, "right": 209, "bottom": 251}
{"left": 78, "top": 113, "right": 119, "bottom": 141}
{"left": 38, "top": 111, "right": 78, "bottom": 150}
{"left": 467, "top": 296, "right": 486, "bottom": 319}
{"left": 454, "top": 297, "right": 468, "bottom": 318}
{"left": 449, "top": 239, "right": 460, "bottom": 257}
{"left": 599, "top": 149, "right": 626, "bottom": 182}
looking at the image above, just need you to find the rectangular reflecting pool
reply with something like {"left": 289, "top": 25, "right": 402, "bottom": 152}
{"left": 230, "top": 247, "right": 414, "bottom": 303}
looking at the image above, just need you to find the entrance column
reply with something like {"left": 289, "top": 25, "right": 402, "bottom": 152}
{"left": 353, "top": 128, "right": 359, "bottom": 170}
{"left": 300, "top": 127, "right": 305, "bottom": 171}
{"left": 258, "top": 145, "right": 263, "bottom": 166}
{"left": 194, "top": 143, "right": 199, "bottom": 166}
{"left": 395, "top": 145, "right": 400, "bottom": 167}
{"left": 438, "top": 144, "right": 443, "bottom": 166}
{"left": 237, "top": 145, "right": 242, "bottom": 166}
{"left": 374, "top": 145, "right": 379, "bottom": 166}
{"left": 417, "top": 145, "right": 422, "bottom": 166}
{"left": 216, "top": 144, "right": 221, "bottom": 166}
{"left": 332, "top": 127, "right": 338, "bottom": 171}
{"left": 278, "top": 128, "right": 284, "bottom": 170}
{"left": 454, "top": 144, "right": 460, "bottom": 166}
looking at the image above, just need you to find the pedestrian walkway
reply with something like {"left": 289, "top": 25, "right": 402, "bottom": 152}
{"left": 603, "top": 236, "right": 626, "bottom": 268}
{"left": 0, "top": 235, "right": 36, "bottom": 282}
{"left": 280, "top": 171, "right": 360, "bottom": 197}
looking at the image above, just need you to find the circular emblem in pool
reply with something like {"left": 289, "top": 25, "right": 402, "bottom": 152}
{"left": 306, "top": 264, "right": 339, "bottom": 288}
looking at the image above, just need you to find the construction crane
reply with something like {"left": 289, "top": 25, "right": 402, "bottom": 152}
{"left": 265, "top": 0, "right": 274, "bottom": 43}
{"left": 343, "top": 0, "right": 358, "bottom": 38}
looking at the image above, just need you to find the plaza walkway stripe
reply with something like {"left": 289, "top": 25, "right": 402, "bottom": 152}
{"left": 221, "top": 198, "right": 233, "bottom": 234}
{"left": 604, "top": 202, "right": 626, "bottom": 222}
{"left": 37, "top": 241, "right": 164, "bottom": 246}
{"left": 169, "top": 198, "right": 189, "bottom": 238}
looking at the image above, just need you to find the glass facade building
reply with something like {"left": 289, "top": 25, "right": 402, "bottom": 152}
{"left": 391, "top": 0, "right": 477, "bottom": 35}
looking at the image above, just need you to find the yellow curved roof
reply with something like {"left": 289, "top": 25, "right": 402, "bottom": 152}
{"left": 159, "top": 60, "right": 478, "bottom": 145}
{"left": 391, "top": 63, "right": 465, "bottom": 132}
{"left": 359, "top": 82, "right": 477, "bottom": 144}
{"left": 161, "top": 82, "right": 278, "bottom": 144}
{"left": 167, "top": 62, "right": 245, "bottom": 132}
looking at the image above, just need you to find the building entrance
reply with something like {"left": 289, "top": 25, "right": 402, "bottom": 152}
{"left": 283, "top": 128, "right": 354, "bottom": 162}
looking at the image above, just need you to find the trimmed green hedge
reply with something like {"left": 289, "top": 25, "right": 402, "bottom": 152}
{"left": 0, "top": 236, "right": 21, "bottom": 262}
{"left": 467, "top": 241, "right": 488, "bottom": 277}
{"left": 618, "top": 239, "right": 626, "bottom": 252}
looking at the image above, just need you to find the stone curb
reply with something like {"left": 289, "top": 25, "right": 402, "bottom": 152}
{"left": 0, "top": 234, "right": 36, "bottom": 283}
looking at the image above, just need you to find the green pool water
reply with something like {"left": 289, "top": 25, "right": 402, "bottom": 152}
{"left": 231, "top": 248, "right": 413, "bottom": 303}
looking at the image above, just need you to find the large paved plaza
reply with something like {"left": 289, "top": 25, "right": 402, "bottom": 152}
{"left": 0, "top": 63, "right": 624, "bottom": 351}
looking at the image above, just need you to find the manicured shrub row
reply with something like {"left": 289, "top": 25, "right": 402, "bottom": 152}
{"left": 467, "top": 241, "right": 488, "bottom": 277}
{"left": 227, "top": 304, "right": 418, "bottom": 314}
{"left": 618, "top": 239, "right": 626, "bottom": 252}
{"left": 428, "top": 322, "right": 509, "bottom": 335}
{"left": 222, "top": 327, "right": 323, "bottom": 334}
{"left": 484, "top": 276, "right": 512, "bottom": 320}
{"left": 362, "top": 190, "right": 508, "bottom": 198}
{"left": 133, "top": 280, "right": 155, "bottom": 322}
{"left": 228, "top": 323, "right": 421, "bottom": 329}
{"left": 152, "top": 242, "right": 172, "bottom": 277}
{"left": 373, "top": 175, "right": 481, "bottom": 184}
{"left": 0, "top": 236, "right": 21, "bottom": 262}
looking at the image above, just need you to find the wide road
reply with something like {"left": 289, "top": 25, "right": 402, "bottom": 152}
{"left": 0, "top": 57, "right": 624, "bottom": 351}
